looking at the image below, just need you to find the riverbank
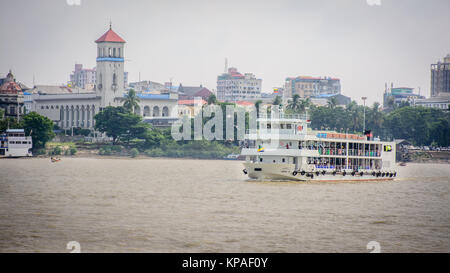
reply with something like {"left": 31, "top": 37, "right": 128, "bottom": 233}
{"left": 34, "top": 141, "right": 241, "bottom": 160}
{"left": 402, "top": 150, "right": 450, "bottom": 164}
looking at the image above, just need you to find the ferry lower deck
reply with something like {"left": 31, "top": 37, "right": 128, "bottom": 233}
{"left": 243, "top": 162, "right": 396, "bottom": 182}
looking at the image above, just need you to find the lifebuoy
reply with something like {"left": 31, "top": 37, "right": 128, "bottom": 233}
{"left": 332, "top": 171, "right": 336, "bottom": 176}
{"left": 300, "top": 171, "right": 306, "bottom": 176}
{"left": 381, "top": 172, "right": 385, "bottom": 177}
{"left": 372, "top": 171, "right": 376, "bottom": 176}
{"left": 389, "top": 173, "right": 393, "bottom": 177}
{"left": 360, "top": 172, "right": 364, "bottom": 176}
{"left": 243, "top": 169, "right": 247, "bottom": 175}
{"left": 393, "top": 172, "right": 397, "bottom": 177}
{"left": 293, "top": 171, "right": 298, "bottom": 176}
{"left": 351, "top": 171, "right": 356, "bottom": 176}
{"left": 315, "top": 171, "right": 320, "bottom": 176}
{"left": 322, "top": 170, "right": 326, "bottom": 175}
{"left": 342, "top": 171, "right": 346, "bottom": 176}
{"left": 377, "top": 172, "right": 381, "bottom": 177}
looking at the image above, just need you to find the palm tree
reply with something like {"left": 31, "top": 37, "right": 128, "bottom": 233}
{"left": 255, "top": 100, "right": 263, "bottom": 118}
{"left": 287, "top": 94, "right": 300, "bottom": 112}
{"left": 327, "top": 97, "right": 337, "bottom": 109}
{"left": 272, "top": 95, "right": 282, "bottom": 106}
{"left": 385, "top": 96, "right": 395, "bottom": 111}
{"left": 287, "top": 94, "right": 310, "bottom": 113}
{"left": 370, "top": 102, "right": 383, "bottom": 133}
{"left": 123, "top": 89, "right": 140, "bottom": 113}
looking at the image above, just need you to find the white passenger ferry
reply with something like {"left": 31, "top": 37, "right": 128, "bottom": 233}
{"left": 241, "top": 113, "right": 396, "bottom": 181}
{"left": 0, "top": 129, "right": 33, "bottom": 157}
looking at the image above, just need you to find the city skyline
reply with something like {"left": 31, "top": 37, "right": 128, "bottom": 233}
{"left": 1, "top": 0, "right": 449, "bottom": 105}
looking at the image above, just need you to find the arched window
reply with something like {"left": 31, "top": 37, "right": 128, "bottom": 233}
{"left": 162, "top": 106, "right": 169, "bottom": 117}
{"left": 144, "top": 106, "right": 150, "bottom": 117}
{"left": 112, "top": 73, "right": 117, "bottom": 87}
{"left": 153, "top": 106, "right": 160, "bottom": 117}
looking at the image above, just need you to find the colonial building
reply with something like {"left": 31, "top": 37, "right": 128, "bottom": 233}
{"left": 0, "top": 71, "right": 25, "bottom": 119}
{"left": 177, "top": 84, "right": 213, "bottom": 101}
{"left": 31, "top": 24, "right": 178, "bottom": 130}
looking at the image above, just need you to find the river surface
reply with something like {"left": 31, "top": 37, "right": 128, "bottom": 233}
{"left": 0, "top": 158, "right": 449, "bottom": 252}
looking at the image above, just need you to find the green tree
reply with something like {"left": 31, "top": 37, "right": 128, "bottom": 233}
{"left": 0, "top": 117, "right": 22, "bottom": 132}
{"left": 123, "top": 89, "right": 140, "bottom": 113}
{"left": 94, "top": 106, "right": 143, "bottom": 143}
{"left": 207, "top": 94, "right": 217, "bottom": 105}
{"left": 327, "top": 97, "right": 337, "bottom": 109}
{"left": 287, "top": 95, "right": 310, "bottom": 113}
{"left": 21, "top": 112, "right": 55, "bottom": 149}
{"left": 254, "top": 100, "right": 263, "bottom": 118}
{"left": 272, "top": 96, "right": 282, "bottom": 106}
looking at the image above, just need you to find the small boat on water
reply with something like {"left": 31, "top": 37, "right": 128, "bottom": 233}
{"left": 224, "top": 154, "right": 240, "bottom": 160}
{"left": 399, "top": 162, "right": 407, "bottom": 166}
{"left": 51, "top": 157, "right": 61, "bottom": 163}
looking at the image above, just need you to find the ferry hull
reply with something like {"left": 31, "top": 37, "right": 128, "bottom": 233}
{"left": 243, "top": 163, "right": 395, "bottom": 182}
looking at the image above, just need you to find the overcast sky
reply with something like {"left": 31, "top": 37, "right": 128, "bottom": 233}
{"left": 1, "top": 0, "right": 449, "bottom": 104}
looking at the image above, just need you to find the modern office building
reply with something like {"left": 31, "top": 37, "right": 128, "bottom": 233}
{"left": 69, "top": 64, "right": 128, "bottom": 90}
{"left": 383, "top": 84, "right": 424, "bottom": 108}
{"left": 284, "top": 76, "right": 341, "bottom": 98}
{"left": 430, "top": 54, "right": 450, "bottom": 97}
{"left": 217, "top": 67, "right": 262, "bottom": 101}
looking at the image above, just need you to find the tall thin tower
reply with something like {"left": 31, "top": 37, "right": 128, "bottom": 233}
{"left": 224, "top": 58, "right": 228, "bottom": 73}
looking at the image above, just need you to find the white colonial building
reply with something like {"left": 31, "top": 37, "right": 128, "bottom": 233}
{"left": 31, "top": 25, "right": 178, "bottom": 130}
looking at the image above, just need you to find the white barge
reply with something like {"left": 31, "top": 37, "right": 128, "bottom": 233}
{"left": 0, "top": 129, "right": 33, "bottom": 157}
{"left": 241, "top": 113, "right": 396, "bottom": 181}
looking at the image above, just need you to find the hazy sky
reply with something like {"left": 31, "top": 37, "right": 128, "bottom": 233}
{"left": 1, "top": 0, "right": 449, "bottom": 104}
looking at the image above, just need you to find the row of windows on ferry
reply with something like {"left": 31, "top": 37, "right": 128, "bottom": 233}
{"left": 98, "top": 47, "right": 123, "bottom": 58}
{"left": 253, "top": 156, "right": 383, "bottom": 170}
{"left": 248, "top": 140, "right": 391, "bottom": 157}
{"left": 7, "top": 141, "right": 31, "bottom": 144}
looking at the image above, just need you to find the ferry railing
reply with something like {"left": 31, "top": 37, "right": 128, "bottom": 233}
{"left": 245, "top": 129, "right": 299, "bottom": 135}
{"left": 257, "top": 113, "right": 310, "bottom": 120}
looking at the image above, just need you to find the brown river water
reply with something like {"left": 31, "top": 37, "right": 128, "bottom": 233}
{"left": 0, "top": 158, "right": 449, "bottom": 252}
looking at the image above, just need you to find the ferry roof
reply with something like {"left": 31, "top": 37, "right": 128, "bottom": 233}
{"left": 6, "top": 129, "right": 24, "bottom": 133}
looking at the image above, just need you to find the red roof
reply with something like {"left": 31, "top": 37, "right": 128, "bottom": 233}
{"left": 95, "top": 28, "right": 126, "bottom": 43}
{"left": 178, "top": 99, "right": 207, "bottom": 105}
{"left": 236, "top": 101, "right": 254, "bottom": 106}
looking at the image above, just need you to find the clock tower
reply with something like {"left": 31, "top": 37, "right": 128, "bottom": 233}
{"left": 95, "top": 24, "right": 126, "bottom": 108}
